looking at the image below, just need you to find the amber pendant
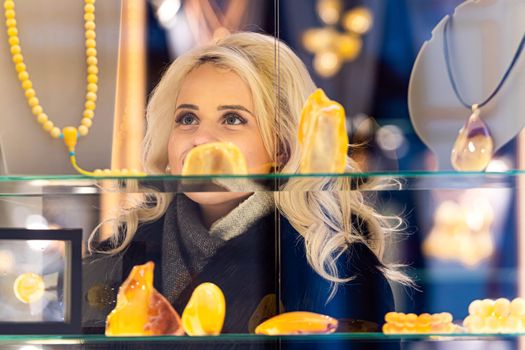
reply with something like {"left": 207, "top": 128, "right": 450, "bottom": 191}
{"left": 450, "top": 108, "right": 494, "bottom": 171}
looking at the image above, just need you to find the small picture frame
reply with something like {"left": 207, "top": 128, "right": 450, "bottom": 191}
{"left": 0, "top": 228, "right": 82, "bottom": 334}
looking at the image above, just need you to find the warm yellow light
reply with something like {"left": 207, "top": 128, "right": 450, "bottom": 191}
{"left": 313, "top": 50, "right": 342, "bottom": 78}
{"left": 343, "top": 7, "right": 373, "bottom": 34}
{"left": 317, "top": 0, "right": 342, "bottom": 26}
{"left": 336, "top": 33, "right": 362, "bottom": 61}
{"left": 302, "top": 28, "right": 338, "bottom": 53}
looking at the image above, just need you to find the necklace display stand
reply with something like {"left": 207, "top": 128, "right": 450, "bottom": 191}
{"left": 408, "top": 0, "right": 525, "bottom": 170}
{"left": 0, "top": 0, "right": 121, "bottom": 228}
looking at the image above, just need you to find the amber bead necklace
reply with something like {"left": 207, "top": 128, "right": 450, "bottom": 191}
{"left": 3, "top": 0, "right": 144, "bottom": 176}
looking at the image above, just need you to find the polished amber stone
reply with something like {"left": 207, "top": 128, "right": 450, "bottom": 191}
{"left": 450, "top": 109, "right": 494, "bottom": 172}
{"left": 298, "top": 89, "right": 348, "bottom": 173}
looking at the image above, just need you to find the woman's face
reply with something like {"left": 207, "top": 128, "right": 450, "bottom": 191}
{"left": 168, "top": 63, "right": 272, "bottom": 206}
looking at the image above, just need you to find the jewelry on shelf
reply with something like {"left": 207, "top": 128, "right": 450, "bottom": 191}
{"left": 444, "top": 15, "right": 525, "bottom": 171}
{"left": 3, "top": 0, "right": 145, "bottom": 176}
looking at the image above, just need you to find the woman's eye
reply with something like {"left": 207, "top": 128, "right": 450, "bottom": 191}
{"left": 176, "top": 113, "right": 198, "bottom": 125}
{"left": 223, "top": 113, "right": 246, "bottom": 125}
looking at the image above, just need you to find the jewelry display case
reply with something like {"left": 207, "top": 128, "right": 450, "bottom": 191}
{"left": 0, "top": 173, "right": 522, "bottom": 349}
{"left": 1, "top": 0, "right": 525, "bottom": 349}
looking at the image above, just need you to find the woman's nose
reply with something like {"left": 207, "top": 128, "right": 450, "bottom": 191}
{"left": 192, "top": 125, "right": 220, "bottom": 147}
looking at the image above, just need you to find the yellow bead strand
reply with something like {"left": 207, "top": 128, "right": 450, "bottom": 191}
{"left": 3, "top": 0, "right": 146, "bottom": 177}
{"left": 4, "top": 0, "right": 97, "bottom": 138}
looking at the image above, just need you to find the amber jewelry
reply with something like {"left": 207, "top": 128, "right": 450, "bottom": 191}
{"left": 3, "top": 0, "right": 144, "bottom": 176}
{"left": 444, "top": 16, "right": 525, "bottom": 171}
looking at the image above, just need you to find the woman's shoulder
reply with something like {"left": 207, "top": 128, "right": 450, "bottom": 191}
{"left": 279, "top": 215, "right": 394, "bottom": 325}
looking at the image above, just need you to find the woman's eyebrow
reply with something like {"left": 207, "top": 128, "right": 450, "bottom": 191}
{"left": 175, "top": 103, "right": 199, "bottom": 111}
{"left": 218, "top": 105, "right": 254, "bottom": 116}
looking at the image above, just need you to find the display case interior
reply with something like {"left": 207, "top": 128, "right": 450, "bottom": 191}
{"left": 1, "top": 0, "right": 525, "bottom": 349}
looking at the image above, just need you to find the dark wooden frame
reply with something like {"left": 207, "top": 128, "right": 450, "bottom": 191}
{"left": 0, "top": 228, "right": 82, "bottom": 334}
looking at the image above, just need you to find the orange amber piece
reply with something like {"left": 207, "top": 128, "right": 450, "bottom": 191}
{"left": 298, "top": 89, "right": 349, "bottom": 173}
{"left": 181, "top": 282, "right": 226, "bottom": 336}
{"left": 255, "top": 311, "right": 338, "bottom": 335}
{"left": 105, "top": 262, "right": 183, "bottom": 336}
{"left": 181, "top": 142, "right": 248, "bottom": 175}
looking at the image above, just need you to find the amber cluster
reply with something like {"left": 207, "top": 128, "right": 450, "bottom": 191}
{"left": 382, "top": 312, "right": 455, "bottom": 334}
{"left": 463, "top": 298, "right": 525, "bottom": 333}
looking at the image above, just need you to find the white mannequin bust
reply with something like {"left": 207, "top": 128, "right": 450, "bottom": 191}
{"left": 0, "top": 0, "right": 121, "bottom": 175}
{"left": 408, "top": 0, "right": 525, "bottom": 170}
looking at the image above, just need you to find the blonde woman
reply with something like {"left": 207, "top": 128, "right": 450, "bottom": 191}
{"left": 85, "top": 32, "right": 410, "bottom": 333}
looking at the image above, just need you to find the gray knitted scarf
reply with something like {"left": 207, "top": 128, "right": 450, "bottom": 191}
{"left": 161, "top": 192, "right": 274, "bottom": 303}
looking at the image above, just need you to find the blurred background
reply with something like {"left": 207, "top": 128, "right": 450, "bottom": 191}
{"left": 0, "top": 0, "right": 522, "bottom": 342}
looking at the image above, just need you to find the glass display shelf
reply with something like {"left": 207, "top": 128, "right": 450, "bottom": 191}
{"left": 0, "top": 170, "right": 524, "bottom": 195}
{"left": 0, "top": 332, "right": 524, "bottom": 345}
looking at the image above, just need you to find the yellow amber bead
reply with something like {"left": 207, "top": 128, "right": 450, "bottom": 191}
{"left": 87, "top": 65, "right": 98, "bottom": 75}
{"left": 469, "top": 299, "right": 483, "bottom": 316}
{"left": 86, "top": 0, "right": 95, "bottom": 4}
{"left": 32, "top": 105, "right": 43, "bottom": 115}
{"left": 103, "top": 169, "right": 112, "bottom": 175}
{"left": 182, "top": 283, "right": 226, "bottom": 336}
{"left": 87, "top": 56, "right": 97, "bottom": 66}
{"left": 24, "top": 88, "right": 35, "bottom": 98}
{"left": 86, "top": 39, "right": 96, "bottom": 48}
{"left": 467, "top": 315, "right": 484, "bottom": 332}
{"left": 485, "top": 316, "right": 501, "bottom": 332}
{"left": 6, "top": 18, "right": 16, "bottom": 27}
{"left": 22, "top": 80, "right": 32, "bottom": 89}
{"left": 87, "top": 74, "right": 98, "bottom": 84}
{"left": 86, "top": 92, "right": 97, "bottom": 102}
{"left": 5, "top": 9, "right": 15, "bottom": 19}
{"left": 120, "top": 168, "right": 129, "bottom": 175}
{"left": 87, "top": 83, "right": 98, "bottom": 93}
{"left": 15, "top": 62, "right": 26, "bottom": 73}
{"left": 384, "top": 312, "right": 397, "bottom": 323}
{"left": 4, "top": 1, "right": 15, "bottom": 10}
{"left": 81, "top": 117, "right": 92, "bottom": 128}
{"left": 28, "top": 97, "right": 39, "bottom": 107}
{"left": 7, "top": 27, "right": 17, "bottom": 37}
{"left": 85, "top": 29, "right": 96, "bottom": 39}
{"left": 440, "top": 312, "right": 453, "bottom": 324}
{"left": 504, "top": 316, "right": 520, "bottom": 332}
{"left": 37, "top": 113, "right": 48, "bottom": 124}
{"left": 8, "top": 36, "right": 19, "bottom": 45}
{"left": 84, "top": 4, "right": 95, "bottom": 13}
{"left": 78, "top": 125, "right": 89, "bottom": 136}
{"left": 494, "top": 298, "right": 511, "bottom": 318}
{"left": 85, "top": 100, "right": 96, "bottom": 110}
{"left": 94, "top": 169, "right": 103, "bottom": 175}
{"left": 84, "top": 13, "right": 95, "bottom": 21}
{"left": 12, "top": 53, "right": 23, "bottom": 63}
{"left": 86, "top": 48, "right": 97, "bottom": 57}
{"left": 50, "top": 127, "right": 61, "bottom": 138}
{"left": 62, "top": 127, "right": 78, "bottom": 150}
{"left": 85, "top": 20, "right": 95, "bottom": 30}
{"left": 83, "top": 109, "right": 94, "bottom": 119}
{"left": 480, "top": 299, "right": 495, "bottom": 317}
{"left": 511, "top": 298, "right": 525, "bottom": 317}
{"left": 43, "top": 121, "right": 54, "bottom": 131}
{"left": 18, "top": 71, "right": 29, "bottom": 81}
{"left": 10, "top": 44, "right": 21, "bottom": 54}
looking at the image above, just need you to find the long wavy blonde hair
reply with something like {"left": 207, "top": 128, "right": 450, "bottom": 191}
{"left": 89, "top": 32, "right": 411, "bottom": 296}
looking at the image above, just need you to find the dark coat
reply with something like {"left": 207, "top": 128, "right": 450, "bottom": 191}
{"left": 82, "top": 212, "right": 394, "bottom": 335}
